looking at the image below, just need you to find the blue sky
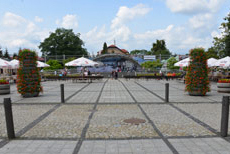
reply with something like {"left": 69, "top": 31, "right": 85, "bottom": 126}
{"left": 0, "top": 0, "right": 229, "bottom": 56}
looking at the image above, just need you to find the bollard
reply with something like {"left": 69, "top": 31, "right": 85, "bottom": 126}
{"left": 165, "top": 83, "right": 169, "bottom": 102}
{"left": 3, "top": 98, "right": 15, "bottom": 139}
{"left": 61, "top": 84, "right": 65, "bottom": 103}
{"left": 221, "top": 96, "right": 229, "bottom": 137}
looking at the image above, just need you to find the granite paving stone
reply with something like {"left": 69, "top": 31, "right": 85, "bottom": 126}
{"left": 175, "top": 103, "right": 230, "bottom": 133}
{"left": 0, "top": 140, "right": 77, "bottom": 154}
{"left": 169, "top": 138, "right": 230, "bottom": 154}
{"left": 78, "top": 139, "right": 172, "bottom": 154}
{"left": 0, "top": 105, "right": 54, "bottom": 137}
{"left": 22, "top": 105, "right": 93, "bottom": 138}
{"left": 67, "top": 91, "right": 100, "bottom": 103}
{"left": 141, "top": 104, "right": 214, "bottom": 137}
{"left": 86, "top": 105, "right": 158, "bottom": 139}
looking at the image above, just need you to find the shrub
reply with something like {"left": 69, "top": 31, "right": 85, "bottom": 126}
{"left": 185, "top": 48, "right": 210, "bottom": 95}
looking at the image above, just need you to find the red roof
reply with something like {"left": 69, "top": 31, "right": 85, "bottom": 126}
{"left": 121, "top": 49, "right": 128, "bottom": 53}
{"left": 108, "top": 45, "right": 118, "bottom": 48}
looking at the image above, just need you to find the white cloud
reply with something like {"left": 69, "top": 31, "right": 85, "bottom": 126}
{"left": 0, "top": 12, "right": 49, "bottom": 55}
{"left": 189, "top": 13, "right": 213, "bottom": 29}
{"left": 111, "top": 4, "right": 151, "bottom": 29}
{"left": 166, "top": 0, "right": 225, "bottom": 14}
{"left": 2, "top": 12, "right": 26, "bottom": 27}
{"left": 34, "top": 16, "right": 43, "bottom": 23}
{"left": 56, "top": 14, "right": 78, "bottom": 29}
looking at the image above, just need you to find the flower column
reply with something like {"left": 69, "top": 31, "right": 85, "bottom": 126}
{"left": 17, "top": 49, "right": 43, "bottom": 97}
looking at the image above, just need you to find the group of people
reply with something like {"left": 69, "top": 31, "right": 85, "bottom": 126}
{"left": 111, "top": 70, "right": 118, "bottom": 79}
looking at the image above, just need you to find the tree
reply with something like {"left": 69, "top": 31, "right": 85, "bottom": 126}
{"left": 167, "top": 57, "right": 179, "bottom": 69}
{"left": 39, "top": 28, "right": 87, "bottom": 56}
{"left": 206, "top": 47, "right": 218, "bottom": 59}
{"left": 221, "top": 12, "right": 230, "bottom": 56}
{"left": 150, "top": 40, "right": 171, "bottom": 59}
{"left": 63, "top": 57, "right": 75, "bottom": 65}
{"left": 13, "top": 53, "right": 18, "bottom": 59}
{"left": 212, "top": 37, "right": 225, "bottom": 58}
{"left": 44, "top": 60, "right": 63, "bottom": 70}
{"left": 130, "top": 49, "right": 150, "bottom": 55}
{"left": 0, "top": 46, "right": 3, "bottom": 58}
{"left": 141, "top": 60, "right": 163, "bottom": 70}
{"left": 101, "top": 42, "right": 108, "bottom": 54}
{"left": 4, "top": 48, "right": 10, "bottom": 59}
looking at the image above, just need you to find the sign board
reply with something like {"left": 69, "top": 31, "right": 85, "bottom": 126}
{"left": 144, "top": 55, "right": 156, "bottom": 60}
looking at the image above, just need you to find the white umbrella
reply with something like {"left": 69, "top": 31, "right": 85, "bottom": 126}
{"left": 207, "top": 58, "right": 218, "bottom": 67}
{"left": 0, "top": 58, "right": 11, "bottom": 68}
{"left": 37, "top": 61, "right": 50, "bottom": 67}
{"left": 65, "top": 57, "right": 98, "bottom": 67}
{"left": 213, "top": 56, "right": 230, "bottom": 68}
{"left": 174, "top": 57, "right": 190, "bottom": 67}
{"left": 10, "top": 59, "right": 19, "bottom": 69}
{"left": 9, "top": 59, "right": 50, "bottom": 68}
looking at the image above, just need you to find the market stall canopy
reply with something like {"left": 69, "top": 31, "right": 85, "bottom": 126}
{"left": 213, "top": 56, "right": 230, "bottom": 68}
{"left": 65, "top": 57, "right": 98, "bottom": 66}
{"left": 37, "top": 61, "right": 50, "bottom": 67}
{"left": 0, "top": 58, "right": 11, "bottom": 68}
{"left": 9, "top": 59, "right": 50, "bottom": 68}
{"left": 207, "top": 58, "right": 218, "bottom": 67}
{"left": 174, "top": 57, "right": 190, "bottom": 67}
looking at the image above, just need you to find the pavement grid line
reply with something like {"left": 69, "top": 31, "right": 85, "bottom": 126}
{"left": 119, "top": 79, "right": 179, "bottom": 154}
{"left": 0, "top": 104, "right": 61, "bottom": 148}
{"left": 72, "top": 79, "right": 108, "bottom": 154}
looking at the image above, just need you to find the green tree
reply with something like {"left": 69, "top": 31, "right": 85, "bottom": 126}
{"left": 13, "top": 53, "right": 18, "bottom": 59}
{"left": 150, "top": 40, "right": 171, "bottom": 59}
{"left": 167, "top": 57, "right": 179, "bottom": 69}
{"left": 221, "top": 12, "right": 230, "bottom": 56}
{"left": 44, "top": 60, "right": 63, "bottom": 70}
{"left": 206, "top": 47, "right": 218, "bottom": 59}
{"left": 0, "top": 46, "right": 3, "bottom": 58}
{"left": 4, "top": 48, "right": 10, "bottom": 59}
{"left": 141, "top": 60, "right": 163, "bottom": 70}
{"left": 39, "top": 28, "right": 87, "bottom": 56}
{"left": 130, "top": 49, "right": 150, "bottom": 55}
{"left": 212, "top": 37, "right": 225, "bottom": 58}
{"left": 63, "top": 57, "right": 75, "bottom": 65}
{"left": 101, "top": 42, "right": 108, "bottom": 54}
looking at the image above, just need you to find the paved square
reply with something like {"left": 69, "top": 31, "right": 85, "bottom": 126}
{"left": 22, "top": 105, "right": 93, "bottom": 138}
{"left": 86, "top": 105, "right": 158, "bottom": 139}
{"left": 0, "top": 105, "right": 55, "bottom": 137}
{"left": 0, "top": 140, "right": 77, "bottom": 154}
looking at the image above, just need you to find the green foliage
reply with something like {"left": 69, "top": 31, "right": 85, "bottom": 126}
{"left": 63, "top": 57, "right": 76, "bottom": 65}
{"left": 17, "top": 49, "right": 42, "bottom": 95}
{"left": 0, "top": 46, "right": 3, "bottom": 58}
{"left": 150, "top": 40, "right": 171, "bottom": 59}
{"left": 4, "top": 48, "right": 10, "bottom": 59}
{"left": 39, "top": 28, "right": 87, "bottom": 56}
{"left": 185, "top": 48, "right": 210, "bottom": 95}
{"left": 130, "top": 49, "right": 150, "bottom": 55}
{"left": 101, "top": 42, "right": 108, "bottom": 54}
{"left": 167, "top": 57, "right": 179, "bottom": 69}
{"left": 206, "top": 47, "right": 218, "bottom": 59}
{"left": 141, "top": 59, "right": 163, "bottom": 69}
{"left": 44, "top": 60, "right": 63, "bottom": 70}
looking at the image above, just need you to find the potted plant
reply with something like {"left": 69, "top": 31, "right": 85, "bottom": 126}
{"left": 217, "top": 79, "right": 230, "bottom": 93}
{"left": 0, "top": 79, "right": 10, "bottom": 94}
{"left": 185, "top": 48, "right": 210, "bottom": 96}
{"left": 17, "top": 49, "right": 43, "bottom": 97}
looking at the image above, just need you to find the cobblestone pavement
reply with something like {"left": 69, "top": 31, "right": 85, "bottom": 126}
{"left": 0, "top": 79, "right": 230, "bottom": 154}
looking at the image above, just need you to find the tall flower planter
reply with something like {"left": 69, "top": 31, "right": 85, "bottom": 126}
{"left": 17, "top": 49, "right": 42, "bottom": 97}
{"left": 185, "top": 48, "right": 210, "bottom": 96}
{"left": 0, "top": 84, "right": 10, "bottom": 95}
